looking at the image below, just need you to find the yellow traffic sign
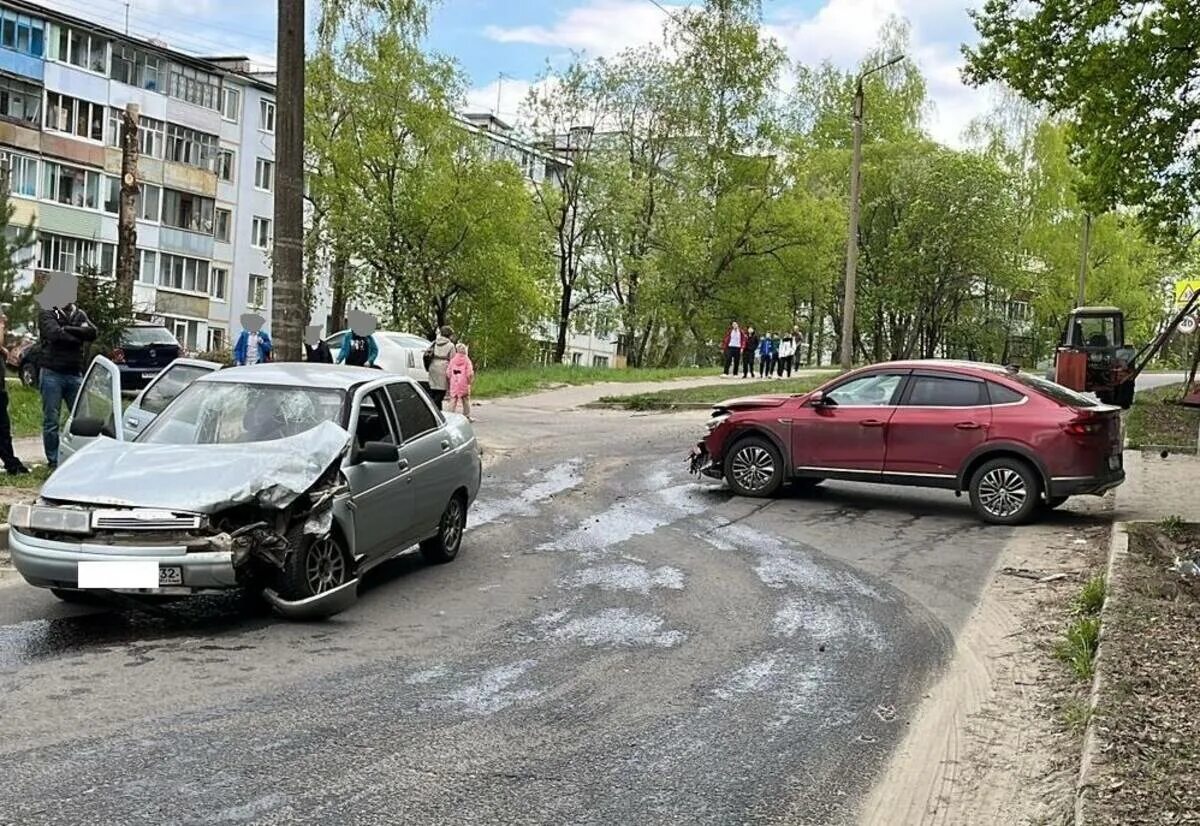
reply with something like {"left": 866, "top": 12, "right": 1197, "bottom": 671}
{"left": 1175, "top": 279, "right": 1200, "bottom": 306}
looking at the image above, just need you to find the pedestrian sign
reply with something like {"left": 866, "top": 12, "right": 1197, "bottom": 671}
{"left": 1175, "top": 279, "right": 1200, "bottom": 306}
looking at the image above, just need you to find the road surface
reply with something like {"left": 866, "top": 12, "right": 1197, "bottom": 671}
{"left": 0, "top": 379, "right": 1112, "bottom": 824}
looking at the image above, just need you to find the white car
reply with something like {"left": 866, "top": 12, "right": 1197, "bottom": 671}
{"left": 325, "top": 330, "right": 431, "bottom": 385}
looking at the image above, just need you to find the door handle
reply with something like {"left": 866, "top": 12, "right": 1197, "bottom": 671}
{"left": 955, "top": 422, "right": 983, "bottom": 430}
{"left": 440, "top": 440, "right": 451, "bottom": 451}
{"left": 396, "top": 459, "right": 410, "bottom": 471}
{"left": 859, "top": 419, "right": 887, "bottom": 428}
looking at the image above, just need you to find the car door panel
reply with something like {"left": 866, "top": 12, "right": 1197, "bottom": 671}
{"left": 387, "top": 380, "right": 454, "bottom": 536}
{"left": 791, "top": 372, "right": 907, "bottom": 476}
{"left": 59, "top": 356, "right": 124, "bottom": 463}
{"left": 342, "top": 387, "right": 414, "bottom": 559}
{"left": 885, "top": 373, "right": 993, "bottom": 479}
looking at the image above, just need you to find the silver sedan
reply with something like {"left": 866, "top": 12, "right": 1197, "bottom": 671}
{"left": 8, "top": 359, "right": 482, "bottom": 619}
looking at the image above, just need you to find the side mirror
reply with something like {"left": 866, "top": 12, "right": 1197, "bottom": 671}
{"left": 809, "top": 391, "right": 829, "bottom": 408}
{"left": 357, "top": 440, "right": 399, "bottom": 464}
{"left": 69, "top": 417, "right": 105, "bottom": 438}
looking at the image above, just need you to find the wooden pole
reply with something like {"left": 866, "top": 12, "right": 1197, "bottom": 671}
{"left": 116, "top": 103, "right": 139, "bottom": 306}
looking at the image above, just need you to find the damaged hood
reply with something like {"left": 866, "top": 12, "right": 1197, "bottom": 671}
{"left": 43, "top": 420, "right": 351, "bottom": 513}
{"left": 715, "top": 394, "right": 793, "bottom": 412}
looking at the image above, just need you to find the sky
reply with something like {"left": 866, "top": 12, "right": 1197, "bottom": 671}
{"left": 40, "top": 0, "right": 996, "bottom": 147}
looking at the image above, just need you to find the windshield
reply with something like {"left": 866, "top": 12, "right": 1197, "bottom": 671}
{"left": 122, "top": 327, "right": 179, "bottom": 346}
{"left": 1010, "top": 373, "right": 1097, "bottom": 408}
{"left": 139, "top": 382, "right": 346, "bottom": 445}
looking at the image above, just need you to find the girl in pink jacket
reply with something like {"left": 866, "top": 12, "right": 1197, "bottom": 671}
{"left": 447, "top": 343, "right": 475, "bottom": 420}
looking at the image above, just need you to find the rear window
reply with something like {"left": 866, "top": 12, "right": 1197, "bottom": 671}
{"left": 987, "top": 383, "right": 1026, "bottom": 405}
{"left": 123, "top": 326, "right": 178, "bottom": 346}
{"left": 1010, "top": 373, "right": 1097, "bottom": 407}
{"left": 905, "top": 375, "right": 987, "bottom": 407}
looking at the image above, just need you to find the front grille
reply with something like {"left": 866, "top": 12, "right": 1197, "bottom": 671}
{"left": 91, "top": 509, "right": 202, "bottom": 531}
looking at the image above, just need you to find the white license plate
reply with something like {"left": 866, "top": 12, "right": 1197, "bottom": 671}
{"left": 141, "top": 372, "right": 157, "bottom": 380}
{"left": 159, "top": 566, "right": 183, "bottom": 586}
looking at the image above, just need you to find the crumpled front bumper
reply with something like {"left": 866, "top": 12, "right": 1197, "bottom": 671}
{"left": 688, "top": 443, "right": 722, "bottom": 479}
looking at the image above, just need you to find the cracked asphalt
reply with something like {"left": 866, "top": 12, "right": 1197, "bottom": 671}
{"left": 0, "top": 387, "right": 1109, "bottom": 825}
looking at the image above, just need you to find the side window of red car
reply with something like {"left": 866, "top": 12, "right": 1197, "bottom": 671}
{"left": 904, "top": 375, "right": 987, "bottom": 407}
{"left": 986, "top": 383, "right": 1025, "bottom": 405}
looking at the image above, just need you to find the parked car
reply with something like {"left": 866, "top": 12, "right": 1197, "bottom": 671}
{"left": 16, "top": 323, "right": 182, "bottom": 392}
{"left": 325, "top": 329, "right": 431, "bottom": 386}
{"left": 6, "top": 338, "right": 38, "bottom": 386}
{"left": 8, "top": 359, "right": 482, "bottom": 619}
{"left": 688, "top": 360, "right": 1125, "bottom": 525}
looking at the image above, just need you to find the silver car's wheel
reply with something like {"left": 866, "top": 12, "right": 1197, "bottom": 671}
{"left": 420, "top": 494, "right": 467, "bottom": 563}
{"left": 969, "top": 458, "right": 1039, "bottom": 525}
{"left": 304, "top": 536, "right": 348, "bottom": 594}
{"left": 725, "top": 436, "right": 784, "bottom": 498}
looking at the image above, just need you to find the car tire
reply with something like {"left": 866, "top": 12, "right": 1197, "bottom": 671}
{"left": 1043, "top": 495, "right": 1069, "bottom": 510}
{"left": 724, "top": 436, "right": 785, "bottom": 498}
{"left": 969, "top": 458, "right": 1041, "bottom": 525}
{"left": 276, "top": 532, "right": 354, "bottom": 601}
{"left": 420, "top": 494, "right": 467, "bottom": 564}
{"left": 20, "top": 362, "right": 37, "bottom": 388}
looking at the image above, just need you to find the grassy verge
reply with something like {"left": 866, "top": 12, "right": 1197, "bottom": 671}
{"left": 6, "top": 381, "right": 46, "bottom": 439}
{"left": 594, "top": 373, "right": 835, "bottom": 411}
{"left": 1055, "top": 574, "right": 1106, "bottom": 681}
{"left": 1125, "top": 383, "right": 1199, "bottom": 450}
{"left": 1083, "top": 521, "right": 1200, "bottom": 825}
{"left": 471, "top": 365, "right": 719, "bottom": 400}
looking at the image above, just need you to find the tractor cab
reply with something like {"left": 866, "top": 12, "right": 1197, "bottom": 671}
{"left": 1054, "top": 307, "right": 1137, "bottom": 407}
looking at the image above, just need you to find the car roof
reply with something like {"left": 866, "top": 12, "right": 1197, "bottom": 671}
{"left": 196, "top": 363, "right": 409, "bottom": 390}
{"left": 858, "top": 359, "right": 1010, "bottom": 377}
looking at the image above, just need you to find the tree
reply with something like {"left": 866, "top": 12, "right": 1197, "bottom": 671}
{"left": 964, "top": 0, "right": 1200, "bottom": 246}
{"left": 0, "top": 169, "right": 36, "bottom": 329}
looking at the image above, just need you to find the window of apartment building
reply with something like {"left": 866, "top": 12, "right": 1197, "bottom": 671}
{"left": 169, "top": 63, "right": 219, "bottom": 110}
{"left": 103, "top": 175, "right": 119, "bottom": 214}
{"left": 138, "top": 249, "right": 156, "bottom": 284}
{"left": 0, "top": 76, "right": 40, "bottom": 126}
{"left": 161, "top": 188, "right": 215, "bottom": 234}
{"left": 110, "top": 44, "right": 163, "bottom": 91}
{"left": 216, "top": 148, "right": 235, "bottom": 183}
{"left": 209, "top": 266, "right": 228, "bottom": 301}
{"left": 48, "top": 24, "right": 107, "bottom": 74}
{"left": 137, "top": 182, "right": 161, "bottom": 222}
{"left": 259, "top": 99, "right": 275, "bottom": 133}
{"left": 592, "top": 355, "right": 609, "bottom": 368}
{"left": 158, "top": 252, "right": 210, "bottom": 293}
{"left": 0, "top": 9, "right": 45, "bottom": 57}
{"left": 207, "top": 326, "right": 226, "bottom": 351}
{"left": 38, "top": 233, "right": 115, "bottom": 277}
{"left": 6, "top": 153, "right": 37, "bottom": 198}
{"left": 251, "top": 216, "right": 271, "bottom": 249}
{"left": 107, "top": 110, "right": 165, "bottom": 159}
{"left": 42, "top": 161, "right": 100, "bottom": 209}
{"left": 254, "top": 158, "right": 273, "bottom": 191}
{"left": 44, "top": 91, "right": 104, "bottom": 141}
{"left": 214, "top": 208, "right": 232, "bottom": 243}
{"left": 165, "top": 316, "right": 202, "bottom": 351}
{"left": 247, "top": 274, "right": 268, "bottom": 308}
{"left": 166, "top": 123, "right": 217, "bottom": 170}
{"left": 220, "top": 86, "right": 240, "bottom": 122}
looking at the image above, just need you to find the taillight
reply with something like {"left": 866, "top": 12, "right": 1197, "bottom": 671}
{"left": 111, "top": 348, "right": 126, "bottom": 364}
{"left": 1061, "top": 411, "right": 1106, "bottom": 437}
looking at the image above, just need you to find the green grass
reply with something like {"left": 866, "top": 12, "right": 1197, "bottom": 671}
{"left": 470, "top": 365, "right": 719, "bottom": 400}
{"left": 1158, "top": 514, "right": 1189, "bottom": 542}
{"left": 1125, "top": 383, "right": 1200, "bottom": 450}
{"left": 6, "top": 381, "right": 47, "bottom": 439}
{"left": 1056, "top": 614, "right": 1102, "bottom": 681}
{"left": 1072, "top": 574, "right": 1107, "bottom": 617}
{"left": 1061, "top": 697, "right": 1094, "bottom": 734}
{"left": 594, "top": 373, "right": 836, "bottom": 411}
{"left": 0, "top": 464, "right": 52, "bottom": 490}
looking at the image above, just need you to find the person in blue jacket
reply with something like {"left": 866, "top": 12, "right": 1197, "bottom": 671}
{"left": 758, "top": 332, "right": 776, "bottom": 378}
{"left": 336, "top": 309, "right": 379, "bottom": 368}
{"left": 233, "top": 313, "right": 272, "bottom": 366}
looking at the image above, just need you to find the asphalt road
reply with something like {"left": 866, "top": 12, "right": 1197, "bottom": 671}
{"left": 0, "top": 388, "right": 1111, "bottom": 825}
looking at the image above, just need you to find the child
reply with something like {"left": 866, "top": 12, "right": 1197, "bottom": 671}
{"left": 447, "top": 343, "right": 475, "bottom": 420}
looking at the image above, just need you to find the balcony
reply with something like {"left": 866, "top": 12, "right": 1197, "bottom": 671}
{"left": 0, "top": 47, "right": 43, "bottom": 82}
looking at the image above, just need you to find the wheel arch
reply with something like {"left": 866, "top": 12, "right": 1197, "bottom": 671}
{"left": 958, "top": 443, "right": 1049, "bottom": 494}
{"left": 726, "top": 423, "right": 791, "bottom": 477}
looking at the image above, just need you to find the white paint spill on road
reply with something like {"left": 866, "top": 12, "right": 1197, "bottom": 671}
{"left": 469, "top": 459, "right": 584, "bottom": 528}
{"left": 564, "top": 563, "right": 685, "bottom": 595}
{"left": 772, "top": 598, "right": 886, "bottom": 650}
{"left": 714, "top": 657, "right": 777, "bottom": 700}
{"left": 444, "top": 660, "right": 540, "bottom": 714}
{"left": 404, "top": 665, "right": 448, "bottom": 685}
{"left": 542, "top": 608, "right": 686, "bottom": 648}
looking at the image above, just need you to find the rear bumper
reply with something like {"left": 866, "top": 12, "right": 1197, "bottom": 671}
{"left": 1048, "top": 470, "right": 1125, "bottom": 498}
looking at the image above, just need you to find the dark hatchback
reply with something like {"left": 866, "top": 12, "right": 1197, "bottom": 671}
{"left": 113, "top": 324, "right": 182, "bottom": 390}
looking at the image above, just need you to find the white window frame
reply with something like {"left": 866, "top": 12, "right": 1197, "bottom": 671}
{"left": 216, "top": 148, "right": 235, "bottom": 183}
{"left": 247, "top": 273, "right": 268, "bottom": 309}
{"left": 254, "top": 157, "right": 273, "bottom": 192}
{"left": 207, "top": 326, "right": 227, "bottom": 351}
{"left": 214, "top": 207, "right": 232, "bottom": 243}
{"left": 42, "top": 160, "right": 101, "bottom": 210}
{"left": 6, "top": 152, "right": 38, "bottom": 198}
{"left": 220, "top": 86, "right": 240, "bottom": 122}
{"left": 137, "top": 182, "right": 161, "bottom": 223}
{"left": 251, "top": 216, "right": 271, "bottom": 249}
{"left": 158, "top": 252, "right": 210, "bottom": 295}
{"left": 44, "top": 91, "right": 105, "bottom": 143}
{"left": 137, "top": 248, "right": 157, "bottom": 284}
{"left": 259, "top": 98, "right": 275, "bottom": 134}
{"left": 209, "top": 265, "right": 228, "bottom": 301}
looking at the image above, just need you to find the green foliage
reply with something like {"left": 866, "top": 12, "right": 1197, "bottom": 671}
{"left": 1159, "top": 515, "right": 1189, "bottom": 543}
{"left": 0, "top": 174, "right": 36, "bottom": 329}
{"left": 1056, "top": 614, "right": 1102, "bottom": 681}
{"left": 1124, "top": 384, "right": 1200, "bottom": 451}
{"left": 1073, "top": 575, "right": 1107, "bottom": 617}
{"left": 75, "top": 269, "right": 133, "bottom": 355}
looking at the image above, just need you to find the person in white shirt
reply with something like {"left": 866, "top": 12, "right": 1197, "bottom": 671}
{"left": 722, "top": 322, "right": 744, "bottom": 376}
{"left": 777, "top": 333, "right": 796, "bottom": 378}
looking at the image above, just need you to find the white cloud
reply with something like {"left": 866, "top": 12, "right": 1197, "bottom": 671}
{"left": 484, "top": 0, "right": 678, "bottom": 57}
{"left": 465, "top": 76, "right": 535, "bottom": 124}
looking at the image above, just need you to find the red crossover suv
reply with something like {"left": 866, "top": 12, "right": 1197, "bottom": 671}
{"left": 688, "top": 361, "right": 1125, "bottom": 524}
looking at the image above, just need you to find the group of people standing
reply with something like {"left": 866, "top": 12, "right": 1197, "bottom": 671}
{"left": 721, "top": 322, "right": 804, "bottom": 379}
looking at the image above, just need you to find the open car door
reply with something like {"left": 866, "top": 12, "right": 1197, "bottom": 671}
{"left": 59, "top": 355, "right": 124, "bottom": 464}
{"left": 122, "top": 358, "right": 221, "bottom": 439}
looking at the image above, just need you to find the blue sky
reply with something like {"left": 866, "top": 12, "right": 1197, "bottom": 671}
{"left": 38, "top": 0, "right": 993, "bottom": 146}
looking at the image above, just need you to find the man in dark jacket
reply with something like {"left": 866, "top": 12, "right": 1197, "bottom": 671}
{"left": 0, "top": 313, "right": 28, "bottom": 475}
{"left": 741, "top": 326, "right": 760, "bottom": 378}
{"left": 36, "top": 273, "right": 96, "bottom": 469}
{"left": 304, "top": 325, "right": 333, "bottom": 363}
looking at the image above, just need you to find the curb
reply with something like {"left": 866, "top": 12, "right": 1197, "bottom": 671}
{"left": 1074, "top": 521, "right": 1129, "bottom": 825}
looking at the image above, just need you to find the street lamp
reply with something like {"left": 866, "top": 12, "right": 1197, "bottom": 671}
{"left": 840, "top": 54, "right": 905, "bottom": 371}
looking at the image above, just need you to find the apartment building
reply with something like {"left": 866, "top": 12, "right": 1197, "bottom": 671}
{"left": 0, "top": 1, "right": 277, "bottom": 354}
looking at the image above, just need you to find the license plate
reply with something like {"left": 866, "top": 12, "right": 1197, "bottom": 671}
{"left": 141, "top": 372, "right": 157, "bottom": 380}
{"left": 159, "top": 566, "right": 183, "bottom": 586}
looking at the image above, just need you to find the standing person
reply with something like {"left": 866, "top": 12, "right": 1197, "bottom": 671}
{"left": 233, "top": 313, "right": 272, "bottom": 366}
{"left": 777, "top": 332, "right": 796, "bottom": 378}
{"left": 35, "top": 273, "right": 96, "bottom": 469}
{"left": 0, "top": 312, "right": 28, "bottom": 475}
{"left": 720, "top": 321, "right": 744, "bottom": 376}
{"left": 792, "top": 325, "right": 805, "bottom": 366}
{"left": 742, "top": 326, "right": 760, "bottom": 378}
{"left": 758, "top": 332, "right": 776, "bottom": 378}
{"left": 425, "top": 325, "right": 456, "bottom": 409}
{"left": 336, "top": 309, "right": 379, "bottom": 368}
{"left": 304, "top": 325, "right": 333, "bottom": 363}
{"left": 448, "top": 343, "right": 475, "bottom": 420}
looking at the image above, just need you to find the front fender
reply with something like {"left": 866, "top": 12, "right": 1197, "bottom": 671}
{"left": 726, "top": 421, "right": 793, "bottom": 475}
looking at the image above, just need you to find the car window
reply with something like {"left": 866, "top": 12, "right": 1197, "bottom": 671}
{"left": 825, "top": 373, "right": 904, "bottom": 407}
{"left": 387, "top": 381, "right": 439, "bottom": 440}
{"left": 122, "top": 326, "right": 179, "bottom": 346}
{"left": 1010, "top": 373, "right": 1097, "bottom": 407}
{"left": 986, "top": 383, "right": 1025, "bottom": 405}
{"left": 75, "top": 365, "right": 118, "bottom": 437}
{"left": 354, "top": 389, "right": 398, "bottom": 448}
{"left": 138, "top": 364, "right": 214, "bottom": 415}
{"left": 905, "top": 375, "right": 987, "bottom": 407}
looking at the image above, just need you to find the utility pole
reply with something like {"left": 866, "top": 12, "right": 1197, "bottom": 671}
{"left": 1076, "top": 212, "right": 1092, "bottom": 307}
{"left": 273, "top": 0, "right": 305, "bottom": 361}
{"left": 116, "top": 103, "right": 139, "bottom": 307}
{"left": 840, "top": 54, "right": 904, "bottom": 371}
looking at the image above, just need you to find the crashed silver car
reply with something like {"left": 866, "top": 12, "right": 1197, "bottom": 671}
{"left": 8, "top": 358, "right": 482, "bottom": 619}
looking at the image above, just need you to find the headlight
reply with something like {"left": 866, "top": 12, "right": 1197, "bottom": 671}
{"left": 8, "top": 504, "right": 92, "bottom": 535}
{"left": 706, "top": 413, "right": 731, "bottom": 432}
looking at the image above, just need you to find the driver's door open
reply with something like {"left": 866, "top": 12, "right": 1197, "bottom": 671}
{"left": 60, "top": 356, "right": 124, "bottom": 463}
{"left": 791, "top": 372, "right": 907, "bottom": 476}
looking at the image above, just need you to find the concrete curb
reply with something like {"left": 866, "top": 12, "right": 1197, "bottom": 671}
{"left": 1074, "top": 521, "right": 1129, "bottom": 825}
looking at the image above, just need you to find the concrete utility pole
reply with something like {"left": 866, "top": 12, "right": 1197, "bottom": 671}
{"left": 840, "top": 54, "right": 904, "bottom": 371}
{"left": 1076, "top": 212, "right": 1092, "bottom": 307}
{"left": 116, "top": 103, "right": 139, "bottom": 306}
{"left": 273, "top": 0, "right": 305, "bottom": 361}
